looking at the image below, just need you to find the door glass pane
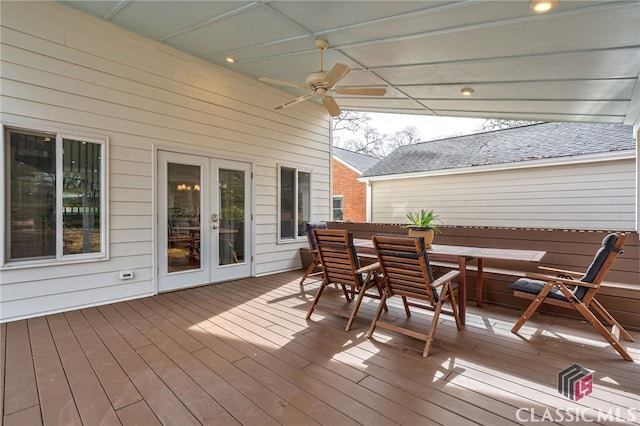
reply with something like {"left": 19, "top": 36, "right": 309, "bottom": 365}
{"left": 167, "top": 163, "right": 201, "bottom": 272}
{"left": 219, "top": 169, "right": 244, "bottom": 265}
{"left": 8, "top": 131, "right": 56, "bottom": 260}
{"left": 63, "top": 139, "right": 101, "bottom": 255}
{"left": 297, "top": 171, "right": 311, "bottom": 237}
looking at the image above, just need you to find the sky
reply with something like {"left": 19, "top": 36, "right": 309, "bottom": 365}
{"left": 362, "top": 113, "right": 486, "bottom": 142}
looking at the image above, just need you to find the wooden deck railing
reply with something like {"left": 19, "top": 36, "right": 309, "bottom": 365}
{"left": 323, "top": 222, "right": 640, "bottom": 330}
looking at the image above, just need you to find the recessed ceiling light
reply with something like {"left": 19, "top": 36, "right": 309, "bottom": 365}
{"left": 530, "top": 0, "right": 558, "bottom": 12}
{"left": 461, "top": 88, "right": 474, "bottom": 96}
{"left": 226, "top": 57, "right": 235, "bottom": 63}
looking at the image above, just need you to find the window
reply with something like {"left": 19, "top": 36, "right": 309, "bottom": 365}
{"left": 4, "top": 127, "right": 107, "bottom": 263}
{"left": 279, "top": 165, "right": 311, "bottom": 240}
{"left": 332, "top": 196, "right": 344, "bottom": 221}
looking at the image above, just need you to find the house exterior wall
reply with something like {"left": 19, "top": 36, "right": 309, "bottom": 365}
{"left": 0, "top": 2, "right": 331, "bottom": 322}
{"left": 368, "top": 157, "right": 636, "bottom": 231}
{"left": 332, "top": 158, "right": 367, "bottom": 222}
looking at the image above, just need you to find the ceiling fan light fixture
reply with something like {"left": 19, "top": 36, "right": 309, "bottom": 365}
{"left": 461, "top": 87, "right": 474, "bottom": 96}
{"left": 530, "top": 0, "right": 558, "bottom": 12}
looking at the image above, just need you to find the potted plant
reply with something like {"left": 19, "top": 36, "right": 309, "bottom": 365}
{"left": 404, "top": 209, "right": 442, "bottom": 248}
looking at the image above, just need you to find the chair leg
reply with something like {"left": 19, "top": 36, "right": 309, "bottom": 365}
{"left": 402, "top": 296, "right": 411, "bottom": 317}
{"left": 367, "top": 292, "right": 388, "bottom": 338}
{"left": 341, "top": 284, "right": 353, "bottom": 301}
{"left": 373, "top": 275, "right": 388, "bottom": 312}
{"left": 227, "top": 241, "right": 239, "bottom": 263}
{"left": 447, "top": 283, "right": 462, "bottom": 330}
{"left": 569, "top": 299, "right": 633, "bottom": 361}
{"left": 591, "top": 299, "right": 635, "bottom": 342}
{"left": 511, "top": 282, "right": 554, "bottom": 334}
{"left": 300, "top": 258, "right": 319, "bottom": 286}
{"left": 346, "top": 283, "right": 369, "bottom": 331}
{"left": 346, "top": 273, "right": 387, "bottom": 331}
{"left": 306, "top": 280, "right": 327, "bottom": 319}
{"left": 423, "top": 299, "right": 444, "bottom": 357}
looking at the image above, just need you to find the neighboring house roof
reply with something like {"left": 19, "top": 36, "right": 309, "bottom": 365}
{"left": 361, "top": 122, "right": 635, "bottom": 178}
{"left": 333, "top": 147, "right": 380, "bottom": 174}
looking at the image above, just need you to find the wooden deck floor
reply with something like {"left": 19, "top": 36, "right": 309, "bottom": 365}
{"left": 2, "top": 271, "right": 639, "bottom": 425}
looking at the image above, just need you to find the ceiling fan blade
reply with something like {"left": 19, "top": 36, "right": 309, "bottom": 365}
{"left": 259, "top": 77, "right": 308, "bottom": 90}
{"left": 322, "top": 63, "right": 351, "bottom": 88}
{"left": 322, "top": 96, "right": 342, "bottom": 117}
{"left": 274, "top": 93, "right": 314, "bottom": 110}
{"left": 334, "top": 87, "right": 387, "bottom": 96}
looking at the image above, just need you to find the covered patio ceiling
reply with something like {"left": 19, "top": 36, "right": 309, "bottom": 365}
{"left": 60, "top": 1, "right": 640, "bottom": 125}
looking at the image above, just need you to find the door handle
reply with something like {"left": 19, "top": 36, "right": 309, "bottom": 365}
{"left": 212, "top": 224, "right": 218, "bottom": 229}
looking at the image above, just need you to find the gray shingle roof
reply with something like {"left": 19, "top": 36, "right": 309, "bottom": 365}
{"left": 361, "top": 122, "right": 635, "bottom": 178}
{"left": 333, "top": 147, "right": 380, "bottom": 174}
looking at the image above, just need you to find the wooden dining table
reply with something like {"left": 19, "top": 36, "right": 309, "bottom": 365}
{"left": 353, "top": 238, "right": 546, "bottom": 325}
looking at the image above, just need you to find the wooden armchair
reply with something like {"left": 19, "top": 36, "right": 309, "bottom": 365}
{"left": 509, "top": 232, "right": 634, "bottom": 361}
{"left": 368, "top": 235, "right": 462, "bottom": 357}
{"left": 306, "top": 229, "right": 386, "bottom": 331}
{"left": 299, "top": 222, "right": 327, "bottom": 286}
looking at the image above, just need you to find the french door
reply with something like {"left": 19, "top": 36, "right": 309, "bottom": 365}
{"left": 157, "top": 150, "right": 252, "bottom": 292}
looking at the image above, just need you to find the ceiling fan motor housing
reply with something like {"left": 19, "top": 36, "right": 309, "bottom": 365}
{"left": 306, "top": 72, "right": 328, "bottom": 88}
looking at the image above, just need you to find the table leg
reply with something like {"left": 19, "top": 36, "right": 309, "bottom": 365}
{"left": 476, "top": 258, "right": 484, "bottom": 308}
{"left": 458, "top": 256, "right": 467, "bottom": 326}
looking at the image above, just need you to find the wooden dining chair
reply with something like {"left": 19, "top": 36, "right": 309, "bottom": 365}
{"left": 299, "top": 222, "right": 327, "bottom": 286}
{"left": 306, "top": 229, "right": 386, "bottom": 331}
{"left": 509, "top": 232, "right": 634, "bottom": 361}
{"left": 369, "top": 235, "right": 462, "bottom": 357}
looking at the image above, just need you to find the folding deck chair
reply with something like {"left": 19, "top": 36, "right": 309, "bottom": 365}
{"left": 368, "top": 235, "right": 462, "bottom": 357}
{"left": 306, "top": 229, "right": 386, "bottom": 331}
{"left": 509, "top": 232, "right": 634, "bottom": 361}
{"left": 299, "top": 222, "right": 327, "bottom": 286}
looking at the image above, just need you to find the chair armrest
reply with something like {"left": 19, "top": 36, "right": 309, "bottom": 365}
{"left": 538, "top": 266, "right": 583, "bottom": 277}
{"left": 356, "top": 262, "right": 380, "bottom": 275}
{"left": 525, "top": 272, "right": 598, "bottom": 288}
{"left": 431, "top": 270, "right": 460, "bottom": 288}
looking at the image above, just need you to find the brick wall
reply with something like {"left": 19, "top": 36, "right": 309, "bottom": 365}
{"left": 333, "top": 158, "right": 367, "bottom": 222}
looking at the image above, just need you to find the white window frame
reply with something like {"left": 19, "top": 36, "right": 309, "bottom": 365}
{"left": 2, "top": 125, "right": 109, "bottom": 267}
{"left": 277, "top": 164, "right": 312, "bottom": 242}
{"left": 332, "top": 195, "right": 344, "bottom": 221}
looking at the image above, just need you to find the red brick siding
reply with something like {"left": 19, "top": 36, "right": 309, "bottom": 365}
{"left": 333, "top": 158, "right": 367, "bottom": 222}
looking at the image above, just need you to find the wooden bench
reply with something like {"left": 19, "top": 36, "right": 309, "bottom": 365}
{"left": 357, "top": 250, "right": 530, "bottom": 307}
{"left": 422, "top": 261, "right": 636, "bottom": 313}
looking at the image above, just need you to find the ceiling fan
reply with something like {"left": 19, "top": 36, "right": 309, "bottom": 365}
{"left": 259, "top": 39, "right": 387, "bottom": 117}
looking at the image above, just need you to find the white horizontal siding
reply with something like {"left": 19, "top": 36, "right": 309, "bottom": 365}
{"left": 0, "top": 2, "right": 331, "bottom": 321}
{"left": 0, "top": 280, "right": 154, "bottom": 322}
{"left": 370, "top": 159, "right": 636, "bottom": 231}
